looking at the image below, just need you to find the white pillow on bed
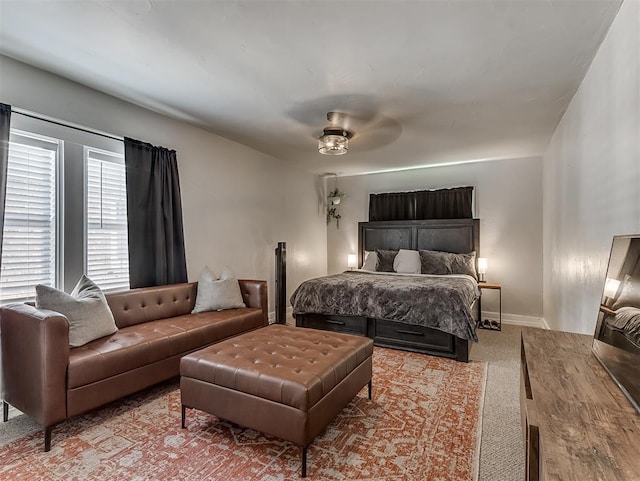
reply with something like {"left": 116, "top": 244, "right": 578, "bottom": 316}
{"left": 361, "top": 251, "right": 378, "bottom": 271}
{"left": 393, "top": 249, "right": 421, "bottom": 274}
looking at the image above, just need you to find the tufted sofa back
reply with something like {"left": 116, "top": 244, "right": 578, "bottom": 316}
{"left": 106, "top": 282, "right": 197, "bottom": 328}
{"left": 105, "top": 280, "right": 269, "bottom": 329}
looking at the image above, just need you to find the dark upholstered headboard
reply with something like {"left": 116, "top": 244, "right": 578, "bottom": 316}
{"left": 358, "top": 219, "right": 480, "bottom": 266}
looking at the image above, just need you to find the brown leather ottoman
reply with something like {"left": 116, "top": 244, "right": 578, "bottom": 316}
{"left": 180, "top": 324, "right": 373, "bottom": 477}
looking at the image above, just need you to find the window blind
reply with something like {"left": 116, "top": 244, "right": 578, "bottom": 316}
{"left": 86, "top": 149, "right": 129, "bottom": 291}
{"left": 0, "top": 132, "right": 58, "bottom": 302}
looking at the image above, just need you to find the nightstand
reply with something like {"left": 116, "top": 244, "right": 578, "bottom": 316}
{"left": 478, "top": 282, "right": 502, "bottom": 331}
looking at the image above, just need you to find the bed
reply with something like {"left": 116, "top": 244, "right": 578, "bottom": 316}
{"left": 598, "top": 305, "right": 640, "bottom": 353}
{"left": 293, "top": 218, "right": 480, "bottom": 362}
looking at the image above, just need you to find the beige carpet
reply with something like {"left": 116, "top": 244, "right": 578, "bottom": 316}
{"left": 1, "top": 324, "right": 524, "bottom": 480}
{"left": 472, "top": 324, "right": 525, "bottom": 481}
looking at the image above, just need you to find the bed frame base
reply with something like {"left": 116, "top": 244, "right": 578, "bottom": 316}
{"left": 295, "top": 313, "right": 469, "bottom": 362}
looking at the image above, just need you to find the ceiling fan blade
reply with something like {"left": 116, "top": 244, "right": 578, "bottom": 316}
{"left": 285, "top": 94, "right": 379, "bottom": 128}
{"left": 286, "top": 94, "right": 405, "bottom": 153}
{"left": 351, "top": 115, "right": 403, "bottom": 152}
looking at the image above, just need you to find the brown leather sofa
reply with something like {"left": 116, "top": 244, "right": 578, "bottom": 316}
{"left": 0, "top": 279, "right": 268, "bottom": 451}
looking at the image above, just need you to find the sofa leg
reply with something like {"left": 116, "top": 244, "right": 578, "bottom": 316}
{"left": 368, "top": 380, "right": 372, "bottom": 400}
{"left": 301, "top": 446, "right": 307, "bottom": 478}
{"left": 2, "top": 401, "right": 8, "bottom": 422}
{"left": 181, "top": 404, "right": 186, "bottom": 429}
{"left": 44, "top": 426, "right": 52, "bottom": 452}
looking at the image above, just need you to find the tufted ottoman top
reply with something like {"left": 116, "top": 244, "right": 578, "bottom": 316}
{"left": 180, "top": 324, "right": 373, "bottom": 412}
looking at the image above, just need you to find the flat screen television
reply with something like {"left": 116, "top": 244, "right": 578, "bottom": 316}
{"left": 593, "top": 235, "right": 640, "bottom": 413}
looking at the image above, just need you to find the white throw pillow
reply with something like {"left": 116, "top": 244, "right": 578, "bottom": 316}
{"left": 361, "top": 251, "right": 378, "bottom": 271}
{"left": 192, "top": 266, "right": 246, "bottom": 313}
{"left": 219, "top": 266, "right": 235, "bottom": 280}
{"left": 199, "top": 265, "right": 217, "bottom": 282}
{"left": 36, "top": 275, "right": 118, "bottom": 347}
{"left": 393, "top": 249, "right": 421, "bottom": 274}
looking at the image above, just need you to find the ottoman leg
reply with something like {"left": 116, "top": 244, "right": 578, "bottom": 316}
{"left": 301, "top": 446, "right": 307, "bottom": 478}
{"left": 44, "top": 426, "right": 52, "bottom": 452}
{"left": 2, "top": 401, "right": 8, "bottom": 422}
{"left": 181, "top": 404, "right": 186, "bottom": 429}
{"left": 368, "top": 380, "right": 372, "bottom": 400}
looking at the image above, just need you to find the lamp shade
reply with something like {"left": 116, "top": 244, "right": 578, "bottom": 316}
{"left": 604, "top": 277, "right": 621, "bottom": 299}
{"left": 477, "top": 258, "right": 488, "bottom": 274}
{"left": 347, "top": 254, "right": 357, "bottom": 269}
{"left": 318, "top": 133, "right": 349, "bottom": 155}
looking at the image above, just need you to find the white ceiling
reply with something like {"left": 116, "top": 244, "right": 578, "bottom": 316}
{"left": 0, "top": 0, "right": 621, "bottom": 176}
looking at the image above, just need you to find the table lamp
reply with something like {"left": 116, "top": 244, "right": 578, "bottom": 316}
{"left": 478, "top": 258, "right": 488, "bottom": 282}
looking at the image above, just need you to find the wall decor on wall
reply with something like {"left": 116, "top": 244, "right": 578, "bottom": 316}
{"left": 327, "top": 174, "right": 346, "bottom": 228}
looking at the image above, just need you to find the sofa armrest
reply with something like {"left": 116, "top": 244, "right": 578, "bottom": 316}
{"left": 1, "top": 303, "right": 69, "bottom": 427}
{"left": 238, "top": 279, "right": 268, "bottom": 326}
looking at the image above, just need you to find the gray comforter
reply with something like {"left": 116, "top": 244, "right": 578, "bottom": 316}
{"left": 608, "top": 306, "right": 640, "bottom": 345}
{"left": 290, "top": 271, "right": 480, "bottom": 341}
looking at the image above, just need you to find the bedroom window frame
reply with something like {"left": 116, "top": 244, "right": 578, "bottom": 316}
{"left": 84, "top": 147, "right": 129, "bottom": 292}
{"left": 0, "top": 130, "right": 61, "bottom": 303}
{"left": 0, "top": 115, "right": 128, "bottom": 303}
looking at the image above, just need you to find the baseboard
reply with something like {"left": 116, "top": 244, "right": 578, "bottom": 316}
{"left": 268, "top": 306, "right": 293, "bottom": 324}
{"left": 481, "top": 311, "right": 548, "bottom": 329}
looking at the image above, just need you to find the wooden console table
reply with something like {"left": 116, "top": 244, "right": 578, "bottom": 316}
{"left": 520, "top": 328, "right": 640, "bottom": 480}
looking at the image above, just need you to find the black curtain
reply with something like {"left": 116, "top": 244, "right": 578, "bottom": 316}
{"left": 369, "top": 192, "right": 416, "bottom": 221}
{"left": 369, "top": 186, "right": 473, "bottom": 221}
{"left": 415, "top": 186, "right": 473, "bottom": 219}
{"left": 0, "top": 104, "right": 11, "bottom": 265}
{"left": 124, "top": 137, "right": 187, "bottom": 288}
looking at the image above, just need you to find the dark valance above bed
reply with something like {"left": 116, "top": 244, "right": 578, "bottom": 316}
{"left": 369, "top": 186, "right": 473, "bottom": 221}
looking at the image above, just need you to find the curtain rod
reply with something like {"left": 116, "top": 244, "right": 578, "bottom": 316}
{"left": 12, "top": 108, "right": 124, "bottom": 142}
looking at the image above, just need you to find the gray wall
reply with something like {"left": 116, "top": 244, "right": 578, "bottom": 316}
{"left": 0, "top": 55, "right": 328, "bottom": 315}
{"left": 542, "top": 0, "right": 640, "bottom": 334}
{"left": 327, "top": 156, "right": 543, "bottom": 320}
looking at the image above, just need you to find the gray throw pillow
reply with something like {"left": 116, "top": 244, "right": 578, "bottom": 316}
{"left": 419, "top": 250, "right": 478, "bottom": 280}
{"left": 36, "top": 275, "right": 118, "bottom": 347}
{"left": 375, "top": 249, "right": 398, "bottom": 273}
{"left": 192, "top": 266, "right": 246, "bottom": 313}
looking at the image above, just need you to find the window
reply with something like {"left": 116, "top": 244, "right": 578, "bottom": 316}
{"left": 0, "top": 131, "right": 59, "bottom": 303}
{"left": 0, "top": 116, "right": 128, "bottom": 303}
{"left": 86, "top": 149, "right": 129, "bottom": 291}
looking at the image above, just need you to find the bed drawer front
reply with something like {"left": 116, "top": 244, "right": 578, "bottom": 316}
{"left": 375, "top": 319, "right": 454, "bottom": 352}
{"left": 296, "top": 314, "right": 367, "bottom": 336}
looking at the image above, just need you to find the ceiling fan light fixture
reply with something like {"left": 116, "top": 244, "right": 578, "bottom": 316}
{"left": 318, "top": 128, "right": 351, "bottom": 155}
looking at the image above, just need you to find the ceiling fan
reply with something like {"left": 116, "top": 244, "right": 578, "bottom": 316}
{"left": 286, "top": 95, "right": 403, "bottom": 156}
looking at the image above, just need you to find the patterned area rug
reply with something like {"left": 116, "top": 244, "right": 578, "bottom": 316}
{"left": 1, "top": 348, "right": 486, "bottom": 480}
